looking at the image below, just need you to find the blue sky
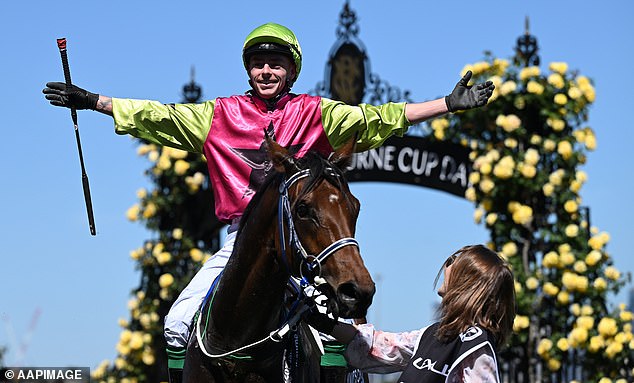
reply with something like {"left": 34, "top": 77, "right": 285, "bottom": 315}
{"left": 1, "top": 0, "right": 633, "bottom": 370}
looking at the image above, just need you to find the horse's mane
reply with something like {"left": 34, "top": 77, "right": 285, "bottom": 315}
{"left": 237, "top": 151, "right": 350, "bottom": 236}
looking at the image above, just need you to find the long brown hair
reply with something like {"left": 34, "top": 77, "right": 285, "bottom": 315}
{"left": 434, "top": 245, "right": 516, "bottom": 348}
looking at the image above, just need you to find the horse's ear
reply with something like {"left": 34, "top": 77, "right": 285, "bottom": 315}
{"left": 330, "top": 133, "right": 357, "bottom": 171}
{"left": 264, "top": 127, "right": 296, "bottom": 173}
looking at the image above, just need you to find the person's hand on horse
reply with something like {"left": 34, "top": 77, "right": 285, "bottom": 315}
{"left": 445, "top": 70, "right": 495, "bottom": 112}
{"left": 43, "top": 82, "right": 99, "bottom": 110}
{"left": 303, "top": 306, "right": 337, "bottom": 335}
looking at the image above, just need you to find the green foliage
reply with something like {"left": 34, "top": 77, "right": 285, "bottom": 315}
{"left": 428, "top": 55, "right": 633, "bottom": 382}
{"left": 93, "top": 146, "right": 222, "bottom": 383}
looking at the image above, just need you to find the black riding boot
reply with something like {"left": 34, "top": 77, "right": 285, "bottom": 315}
{"left": 168, "top": 368, "right": 183, "bottom": 383}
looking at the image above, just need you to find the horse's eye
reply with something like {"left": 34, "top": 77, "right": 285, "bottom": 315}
{"left": 295, "top": 202, "right": 310, "bottom": 219}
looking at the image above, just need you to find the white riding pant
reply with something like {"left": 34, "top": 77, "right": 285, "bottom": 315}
{"left": 164, "top": 229, "right": 237, "bottom": 348}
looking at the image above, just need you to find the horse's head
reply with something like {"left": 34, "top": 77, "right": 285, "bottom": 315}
{"left": 265, "top": 133, "right": 375, "bottom": 318}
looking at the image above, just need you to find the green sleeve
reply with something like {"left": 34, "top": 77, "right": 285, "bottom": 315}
{"left": 112, "top": 98, "right": 215, "bottom": 153}
{"left": 320, "top": 98, "right": 412, "bottom": 152}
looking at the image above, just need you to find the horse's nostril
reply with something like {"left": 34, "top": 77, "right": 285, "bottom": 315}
{"left": 337, "top": 282, "right": 360, "bottom": 303}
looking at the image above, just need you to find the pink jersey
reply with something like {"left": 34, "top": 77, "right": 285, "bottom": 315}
{"left": 203, "top": 93, "right": 332, "bottom": 222}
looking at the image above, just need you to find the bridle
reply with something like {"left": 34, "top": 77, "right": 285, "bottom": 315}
{"left": 277, "top": 168, "right": 359, "bottom": 284}
{"left": 195, "top": 166, "right": 360, "bottom": 360}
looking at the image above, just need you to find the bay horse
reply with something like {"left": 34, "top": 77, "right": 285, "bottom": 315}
{"left": 183, "top": 134, "right": 375, "bottom": 382}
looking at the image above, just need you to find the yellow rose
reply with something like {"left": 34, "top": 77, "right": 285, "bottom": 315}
{"left": 620, "top": 310, "right": 633, "bottom": 322}
{"left": 500, "top": 81, "right": 517, "bottom": 96}
{"left": 585, "top": 250, "right": 602, "bottom": 266}
{"left": 593, "top": 277, "right": 607, "bottom": 291}
{"left": 163, "top": 147, "right": 188, "bottom": 160}
{"left": 172, "top": 228, "right": 183, "bottom": 240}
{"left": 554, "top": 93, "right": 568, "bottom": 105}
{"left": 547, "top": 358, "right": 561, "bottom": 371}
{"left": 573, "top": 261, "right": 587, "bottom": 274}
{"left": 479, "top": 178, "right": 495, "bottom": 194}
{"left": 547, "top": 73, "right": 565, "bottom": 88}
{"left": 520, "top": 66, "right": 541, "bottom": 81}
{"left": 142, "top": 202, "right": 158, "bottom": 219}
{"left": 581, "top": 305, "right": 594, "bottom": 316}
{"left": 605, "top": 266, "right": 621, "bottom": 281}
{"left": 512, "top": 205, "right": 533, "bottom": 225}
{"left": 570, "top": 303, "right": 581, "bottom": 316}
{"left": 433, "top": 127, "right": 445, "bottom": 140}
{"left": 537, "top": 338, "right": 553, "bottom": 356}
{"left": 469, "top": 171, "right": 481, "bottom": 185}
{"left": 605, "top": 342, "right": 624, "bottom": 358}
{"left": 598, "top": 317, "right": 618, "bottom": 337}
{"left": 502, "top": 242, "right": 518, "bottom": 257}
{"left": 576, "top": 316, "right": 594, "bottom": 330}
{"left": 526, "top": 277, "right": 539, "bottom": 290}
{"left": 543, "top": 282, "right": 559, "bottom": 296}
{"left": 136, "top": 188, "right": 148, "bottom": 199}
{"left": 519, "top": 163, "right": 536, "bottom": 178}
{"left": 493, "top": 156, "right": 515, "bottom": 179}
{"left": 549, "top": 169, "right": 565, "bottom": 186}
{"left": 480, "top": 162, "right": 492, "bottom": 175}
{"left": 513, "top": 315, "right": 530, "bottom": 332}
{"left": 588, "top": 335, "right": 605, "bottom": 352}
{"left": 547, "top": 118, "right": 566, "bottom": 132}
{"left": 565, "top": 224, "right": 579, "bottom": 237}
{"left": 526, "top": 80, "right": 544, "bottom": 95}
{"left": 126, "top": 204, "right": 140, "bottom": 222}
{"left": 129, "top": 248, "right": 143, "bottom": 260}
{"left": 583, "top": 86, "right": 596, "bottom": 103}
{"left": 557, "top": 291, "right": 570, "bottom": 304}
{"left": 543, "top": 251, "right": 560, "bottom": 268}
{"left": 564, "top": 200, "right": 578, "bottom": 213}
{"left": 543, "top": 139, "right": 556, "bottom": 152}
{"left": 542, "top": 183, "right": 554, "bottom": 197}
{"left": 496, "top": 114, "right": 521, "bottom": 132}
{"left": 159, "top": 273, "right": 175, "bottom": 288}
{"left": 142, "top": 350, "right": 156, "bottom": 365}
{"left": 569, "top": 327, "right": 588, "bottom": 345}
{"left": 557, "top": 141, "right": 573, "bottom": 160}
{"left": 156, "top": 251, "right": 171, "bottom": 265}
{"left": 598, "top": 378, "right": 613, "bottom": 383}
{"left": 156, "top": 155, "right": 171, "bottom": 170}
{"left": 504, "top": 138, "right": 518, "bottom": 148}
{"left": 556, "top": 338, "right": 569, "bottom": 351}
{"left": 524, "top": 148, "right": 540, "bottom": 166}
{"left": 568, "top": 86, "right": 582, "bottom": 100}
{"left": 485, "top": 213, "right": 498, "bottom": 226}
{"left": 465, "top": 187, "right": 476, "bottom": 202}
{"left": 147, "top": 150, "right": 159, "bottom": 162}
{"left": 129, "top": 332, "right": 144, "bottom": 350}
{"left": 174, "top": 159, "right": 191, "bottom": 175}
{"left": 549, "top": 62, "right": 569, "bottom": 74}
{"left": 615, "top": 332, "right": 630, "bottom": 345}
{"left": 559, "top": 251, "right": 575, "bottom": 266}
{"left": 190, "top": 248, "right": 204, "bottom": 262}
{"left": 585, "top": 134, "right": 597, "bottom": 150}
{"left": 431, "top": 118, "right": 450, "bottom": 130}
{"left": 530, "top": 135, "right": 542, "bottom": 145}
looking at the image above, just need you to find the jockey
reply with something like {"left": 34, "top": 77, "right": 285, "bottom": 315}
{"left": 43, "top": 22, "right": 495, "bottom": 383}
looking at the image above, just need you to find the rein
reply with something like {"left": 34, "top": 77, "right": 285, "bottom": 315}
{"left": 196, "top": 167, "right": 359, "bottom": 360}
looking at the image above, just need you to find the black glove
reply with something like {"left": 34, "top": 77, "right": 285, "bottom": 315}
{"left": 445, "top": 71, "right": 495, "bottom": 112}
{"left": 43, "top": 82, "right": 99, "bottom": 110}
{"left": 303, "top": 307, "right": 337, "bottom": 334}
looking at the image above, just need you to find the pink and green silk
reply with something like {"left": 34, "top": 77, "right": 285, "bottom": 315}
{"left": 112, "top": 94, "right": 410, "bottom": 223}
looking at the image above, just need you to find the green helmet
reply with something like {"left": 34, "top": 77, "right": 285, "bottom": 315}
{"left": 243, "top": 23, "right": 302, "bottom": 82}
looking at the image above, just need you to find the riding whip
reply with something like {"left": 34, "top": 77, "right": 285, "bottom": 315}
{"left": 56, "top": 37, "right": 97, "bottom": 235}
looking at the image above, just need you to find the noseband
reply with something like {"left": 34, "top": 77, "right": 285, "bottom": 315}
{"left": 277, "top": 168, "right": 359, "bottom": 284}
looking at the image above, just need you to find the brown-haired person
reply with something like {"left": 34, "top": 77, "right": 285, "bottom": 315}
{"left": 307, "top": 244, "right": 516, "bottom": 383}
